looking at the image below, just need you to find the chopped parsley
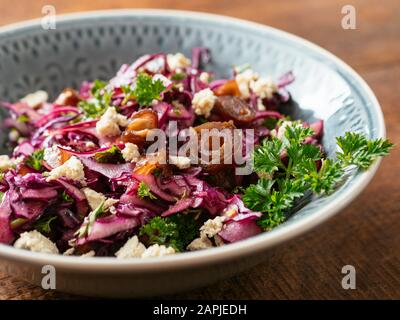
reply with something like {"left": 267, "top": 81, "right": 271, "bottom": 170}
{"left": 60, "top": 191, "right": 74, "bottom": 203}
{"left": 78, "top": 79, "right": 113, "bottom": 119}
{"left": 34, "top": 215, "right": 58, "bottom": 234}
{"left": 137, "top": 182, "right": 157, "bottom": 200}
{"left": 171, "top": 72, "right": 186, "bottom": 81}
{"left": 93, "top": 145, "right": 124, "bottom": 164}
{"left": 133, "top": 73, "right": 165, "bottom": 106}
{"left": 244, "top": 126, "right": 393, "bottom": 230}
{"left": 25, "top": 149, "right": 45, "bottom": 171}
{"left": 139, "top": 214, "right": 198, "bottom": 251}
{"left": 17, "top": 114, "right": 29, "bottom": 123}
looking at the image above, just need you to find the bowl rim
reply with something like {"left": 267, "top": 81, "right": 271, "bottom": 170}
{"left": 0, "top": 9, "right": 386, "bottom": 273}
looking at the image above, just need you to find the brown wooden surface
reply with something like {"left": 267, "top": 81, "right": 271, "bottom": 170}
{"left": 0, "top": 0, "right": 399, "bottom": 300}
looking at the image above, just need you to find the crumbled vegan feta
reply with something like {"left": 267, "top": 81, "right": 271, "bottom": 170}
{"left": 122, "top": 143, "right": 140, "bottom": 163}
{"left": 80, "top": 250, "right": 96, "bottom": 257}
{"left": 46, "top": 156, "right": 85, "bottom": 182}
{"left": 169, "top": 155, "right": 191, "bottom": 170}
{"left": 187, "top": 216, "right": 226, "bottom": 251}
{"left": 200, "top": 216, "right": 225, "bottom": 238}
{"left": 115, "top": 236, "right": 146, "bottom": 259}
{"left": 141, "top": 244, "right": 176, "bottom": 258}
{"left": 82, "top": 187, "right": 106, "bottom": 210}
{"left": 43, "top": 145, "right": 61, "bottom": 169}
{"left": 270, "top": 121, "right": 297, "bottom": 141}
{"left": 167, "top": 53, "right": 191, "bottom": 72}
{"left": 192, "top": 88, "right": 217, "bottom": 118}
{"left": 96, "top": 107, "right": 129, "bottom": 137}
{"left": 199, "top": 72, "right": 210, "bottom": 83}
{"left": 214, "top": 235, "right": 225, "bottom": 247}
{"left": 8, "top": 129, "right": 20, "bottom": 142}
{"left": 20, "top": 90, "right": 48, "bottom": 108}
{"left": 235, "top": 69, "right": 259, "bottom": 99}
{"left": 63, "top": 247, "right": 75, "bottom": 255}
{"left": 14, "top": 230, "right": 59, "bottom": 254}
{"left": 0, "top": 155, "right": 15, "bottom": 172}
{"left": 81, "top": 187, "right": 119, "bottom": 211}
{"left": 187, "top": 236, "right": 213, "bottom": 251}
{"left": 250, "top": 77, "right": 278, "bottom": 99}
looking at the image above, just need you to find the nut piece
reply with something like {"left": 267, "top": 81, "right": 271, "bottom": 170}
{"left": 121, "top": 109, "right": 158, "bottom": 146}
{"left": 54, "top": 88, "right": 81, "bottom": 106}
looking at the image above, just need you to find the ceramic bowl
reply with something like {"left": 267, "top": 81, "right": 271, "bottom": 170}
{"left": 0, "top": 10, "right": 385, "bottom": 298}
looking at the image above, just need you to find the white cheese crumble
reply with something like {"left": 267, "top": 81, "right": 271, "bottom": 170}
{"left": 192, "top": 88, "right": 217, "bottom": 118}
{"left": 152, "top": 74, "right": 172, "bottom": 88}
{"left": 167, "top": 53, "right": 191, "bottom": 72}
{"left": 0, "top": 155, "right": 15, "bottom": 172}
{"left": 187, "top": 216, "right": 226, "bottom": 251}
{"left": 80, "top": 250, "right": 96, "bottom": 257}
{"left": 270, "top": 121, "right": 298, "bottom": 141}
{"left": 115, "top": 236, "right": 146, "bottom": 259}
{"left": 95, "top": 107, "right": 129, "bottom": 137}
{"left": 20, "top": 90, "right": 48, "bottom": 108}
{"left": 199, "top": 72, "right": 210, "bottom": 83}
{"left": 81, "top": 187, "right": 119, "bottom": 211}
{"left": 200, "top": 216, "right": 225, "bottom": 238}
{"left": 122, "top": 143, "right": 140, "bottom": 163}
{"left": 235, "top": 69, "right": 259, "bottom": 99}
{"left": 141, "top": 244, "right": 176, "bottom": 258}
{"left": 63, "top": 247, "right": 75, "bottom": 255}
{"left": 8, "top": 129, "right": 20, "bottom": 142}
{"left": 46, "top": 156, "right": 85, "bottom": 182}
{"left": 43, "top": 145, "right": 61, "bottom": 169}
{"left": 187, "top": 236, "right": 213, "bottom": 251}
{"left": 14, "top": 230, "right": 59, "bottom": 254}
{"left": 250, "top": 77, "right": 278, "bottom": 99}
{"left": 169, "top": 155, "right": 191, "bottom": 169}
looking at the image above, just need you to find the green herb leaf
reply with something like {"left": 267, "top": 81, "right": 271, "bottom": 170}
{"left": 171, "top": 72, "right": 186, "bottom": 81}
{"left": 301, "top": 159, "right": 343, "bottom": 194}
{"left": 34, "top": 215, "right": 57, "bottom": 234}
{"left": 60, "top": 191, "right": 74, "bottom": 203}
{"left": 139, "top": 214, "right": 198, "bottom": 252}
{"left": 10, "top": 217, "right": 28, "bottom": 230}
{"left": 78, "top": 79, "right": 112, "bottom": 119}
{"left": 336, "top": 132, "right": 393, "bottom": 170}
{"left": 246, "top": 121, "right": 393, "bottom": 231}
{"left": 25, "top": 149, "right": 45, "bottom": 171}
{"left": 93, "top": 145, "right": 124, "bottom": 164}
{"left": 137, "top": 181, "right": 157, "bottom": 200}
{"left": 253, "top": 139, "right": 284, "bottom": 175}
{"left": 243, "top": 178, "right": 306, "bottom": 229}
{"left": 17, "top": 114, "right": 29, "bottom": 123}
{"left": 133, "top": 73, "right": 166, "bottom": 106}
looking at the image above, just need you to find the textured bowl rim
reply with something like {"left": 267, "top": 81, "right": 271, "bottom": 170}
{"left": 0, "top": 9, "right": 385, "bottom": 273}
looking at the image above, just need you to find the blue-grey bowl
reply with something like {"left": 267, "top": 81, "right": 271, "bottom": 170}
{"left": 0, "top": 9, "right": 385, "bottom": 297}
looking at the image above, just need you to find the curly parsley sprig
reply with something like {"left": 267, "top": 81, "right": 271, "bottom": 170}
{"left": 244, "top": 125, "right": 393, "bottom": 230}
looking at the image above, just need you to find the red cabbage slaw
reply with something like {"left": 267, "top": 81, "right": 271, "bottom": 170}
{"left": 0, "top": 48, "right": 324, "bottom": 257}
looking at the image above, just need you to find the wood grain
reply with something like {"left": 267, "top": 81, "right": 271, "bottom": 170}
{"left": 0, "top": 0, "right": 399, "bottom": 300}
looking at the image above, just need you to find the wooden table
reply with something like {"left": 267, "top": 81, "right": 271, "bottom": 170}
{"left": 0, "top": 0, "right": 399, "bottom": 300}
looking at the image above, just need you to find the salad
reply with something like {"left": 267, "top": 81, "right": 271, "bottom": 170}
{"left": 0, "top": 48, "right": 392, "bottom": 258}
